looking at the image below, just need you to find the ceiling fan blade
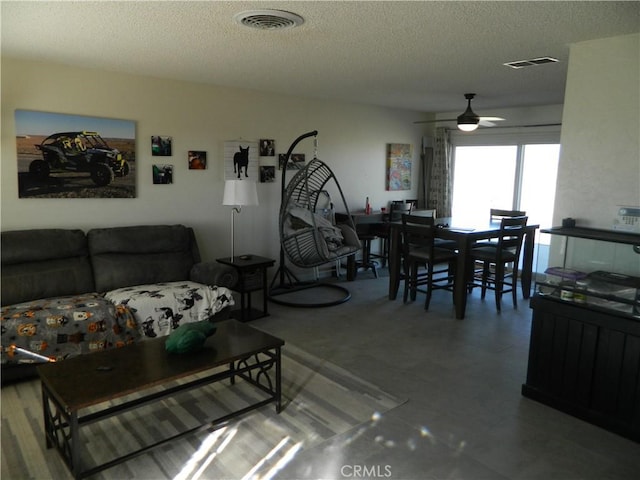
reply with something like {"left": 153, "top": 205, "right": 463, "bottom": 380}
{"left": 414, "top": 117, "right": 504, "bottom": 126}
{"left": 413, "top": 118, "right": 456, "bottom": 124}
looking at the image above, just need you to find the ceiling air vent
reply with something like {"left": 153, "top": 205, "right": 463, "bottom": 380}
{"left": 234, "top": 10, "right": 304, "bottom": 30}
{"left": 504, "top": 57, "right": 559, "bottom": 69}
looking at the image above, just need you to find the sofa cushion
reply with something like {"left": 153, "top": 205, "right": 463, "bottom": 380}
{"left": 1, "top": 229, "right": 94, "bottom": 306}
{"left": 104, "top": 281, "right": 234, "bottom": 339}
{"left": 88, "top": 225, "right": 199, "bottom": 292}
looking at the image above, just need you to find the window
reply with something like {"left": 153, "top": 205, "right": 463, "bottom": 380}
{"left": 450, "top": 128, "right": 561, "bottom": 271}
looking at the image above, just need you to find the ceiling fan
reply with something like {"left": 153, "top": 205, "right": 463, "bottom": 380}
{"left": 414, "top": 93, "right": 505, "bottom": 131}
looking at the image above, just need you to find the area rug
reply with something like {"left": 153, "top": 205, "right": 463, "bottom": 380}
{"left": 1, "top": 343, "right": 406, "bottom": 480}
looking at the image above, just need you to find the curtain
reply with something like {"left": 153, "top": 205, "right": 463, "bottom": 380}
{"left": 425, "top": 127, "right": 453, "bottom": 218}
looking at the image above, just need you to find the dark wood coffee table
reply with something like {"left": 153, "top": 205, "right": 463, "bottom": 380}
{"left": 37, "top": 319, "right": 284, "bottom": 480}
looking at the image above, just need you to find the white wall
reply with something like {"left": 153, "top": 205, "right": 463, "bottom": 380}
{"left": 3, "top": 32, "right": 638, "bottom": 267}
{"left": 1, "top": 58, "right": 428, "bottom": 266}
{"left": 555, "top": 33, "right": 640, "bottom": 228}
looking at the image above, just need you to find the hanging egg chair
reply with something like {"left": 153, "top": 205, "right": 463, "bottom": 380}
{"left": 269, "top": 131, "right": 361, "bottom": 307}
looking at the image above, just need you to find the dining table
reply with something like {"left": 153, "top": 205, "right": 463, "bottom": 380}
{"left": 387, "top": 214, "right": 539, "bottom": 319}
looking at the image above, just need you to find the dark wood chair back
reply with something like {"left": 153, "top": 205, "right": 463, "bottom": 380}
{"left": 496, "top": 216, "right": 528, "bottom": 256}
{"left": 389, "top": 201, "right": 413, "bottom": 221}
{"left": 490, "top": 208, "right": 526, "bottom": 223}
{"left": 399, "top": 220, "right": 457, "bottom": 309}
{"left": 469, "top": 215, "right": 528, "bottom": 311}
{"left": 401, "top": 213, "right": 435, "bottom": 226}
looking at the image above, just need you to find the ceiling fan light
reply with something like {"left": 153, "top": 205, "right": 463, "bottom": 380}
{"left": 457, "top": 94, "right": 480, "bottom": 131}
{"left": 457, "top": 109, "right": 479, "bottom": 131}
{"left": 457, "top": 123, "right": 479, "bottom": 132}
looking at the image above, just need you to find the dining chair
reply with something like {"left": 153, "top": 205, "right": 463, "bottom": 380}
{"left": 400, "top": 215, "right": 458, "bottom": 309}
{"left": 405, "top": 199, "right": 419, "bottom": 209}
{"left": 479, "top": 209, "right": 526, "bottom": 241}
{"left": 471, "top": 207, "right": 527, "bottom": 269}
{"left": 372, "top": 200, "right": 413, "bottom": 267}
{"left": 469, "top": 215, "right": 528, "bottom": 312}
{"left": 490, "top": 208, "right": 527, "bottom": 223}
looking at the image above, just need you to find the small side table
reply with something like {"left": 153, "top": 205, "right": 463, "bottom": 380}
{"left": 216, "top": 255, "right": 275, "bottom": 322}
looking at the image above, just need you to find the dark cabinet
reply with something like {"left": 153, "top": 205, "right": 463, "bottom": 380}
{"left": 523, "top": 226, "right": 640, "bottom": 442}
{"left": 523, "top": 295, "right": 640, "bottom": 442}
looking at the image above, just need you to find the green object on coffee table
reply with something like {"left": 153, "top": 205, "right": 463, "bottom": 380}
{"left": 165, "top": 321, "right": 217, "bottom": 354}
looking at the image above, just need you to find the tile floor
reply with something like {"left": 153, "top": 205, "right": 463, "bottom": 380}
{"left": 251, "top": 271, "right": 640, "bottom": 480}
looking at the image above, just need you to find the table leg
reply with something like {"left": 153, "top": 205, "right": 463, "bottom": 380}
{"left": 42, "top": 384, "right": 52, "bottom": 449}
{"left": 346, "top": 254, "right": 356, "bottom": 281}
{"left": 70, "top": 412, "right": 80, "bottom": 480}
{"left": 521, "top": 229, "right": 537, "bottom": 299}
{"left": 240, "top": 291, "right": 247, "bottom": 322}
{"left": 275, "top": 347, "right": 282, "bottom": 413}
{"left": 388, "top": 226, "right": 401, "bottom": 300}
{"left": 262, "top": 268, "right": 269, "bottom": 316}
{"left": 453, "top": 237, "right": 472, "bottom": 320}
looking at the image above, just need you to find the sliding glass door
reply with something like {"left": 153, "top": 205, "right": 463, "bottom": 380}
{"left": 451, "top": 133, "right": 560, "bottom": 271}
{"left": 451, "top": 145, "right": 518, "bottom": 225}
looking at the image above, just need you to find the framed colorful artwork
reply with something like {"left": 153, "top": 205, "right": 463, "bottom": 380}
{"left": 14, "top": 109, "right": 136, "bottom": 198}
{"left": 386, "top": 143, "right": 412, "bottom": 191}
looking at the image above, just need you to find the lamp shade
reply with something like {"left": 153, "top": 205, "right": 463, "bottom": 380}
{"left": 223, "top": 180, "right": 258, "bottom": 206}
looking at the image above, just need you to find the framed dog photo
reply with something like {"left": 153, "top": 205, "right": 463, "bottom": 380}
{"left": 224, "top": 140, "right": 258, "bottom": 180}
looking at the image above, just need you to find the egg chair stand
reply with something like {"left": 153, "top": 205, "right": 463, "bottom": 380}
{"left": 269, "top": 130, "right": 361, "bottom": 308}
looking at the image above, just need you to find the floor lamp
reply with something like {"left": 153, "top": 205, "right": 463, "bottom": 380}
{"left": 223, "top": 180, "right": 259, "bottom": 262}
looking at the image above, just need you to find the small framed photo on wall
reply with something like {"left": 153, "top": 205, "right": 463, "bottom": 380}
{"left": 279, "top": 153, "right": 305, "bottom": 170}
{"left": 260, "top": 165, "right": 276, "bottom": 183}
{"left": 152, "top": 136, "right": 172, "bottom": 156}
{"left": 259, "top": 139, "right": 275, "bottom": 156}
{"left": 153, "top": 164, "right": 173, "bottom": 184}
{"left": 188, "top": 151, "right": 207, "bottom": 170}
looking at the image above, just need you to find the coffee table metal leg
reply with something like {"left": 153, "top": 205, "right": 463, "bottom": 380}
{"left": 276, "top": 346, "right": 282, "bottom": 413}
{"left": 41, "top": 384, "right": 52, "bottom": 449}
{"left": 69, "top": 412, "right": 81, "bottom": 479}
{"left": 42, "top": 382, "right": 82, "bottom": 478}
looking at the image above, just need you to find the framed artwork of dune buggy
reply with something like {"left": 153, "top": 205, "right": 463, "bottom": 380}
{"left": 15, "top": 110, "right": 136, "bottom": 199}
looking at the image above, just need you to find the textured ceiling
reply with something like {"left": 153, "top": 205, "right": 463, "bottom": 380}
{"left": 2, "top": 1, "right": 639, "bottom": 114}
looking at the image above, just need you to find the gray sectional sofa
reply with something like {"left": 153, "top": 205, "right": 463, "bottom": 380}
{"left": 1, "top": 224, "right": 238, "bottom": 383}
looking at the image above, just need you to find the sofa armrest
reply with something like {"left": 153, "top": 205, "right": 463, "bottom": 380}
{"left": 190, "top": 262, "right": 238, "bottom": 289}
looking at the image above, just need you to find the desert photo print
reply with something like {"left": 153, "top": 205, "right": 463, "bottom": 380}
{"left": 15, "top": 110, "right": 136, "bottom": 198}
